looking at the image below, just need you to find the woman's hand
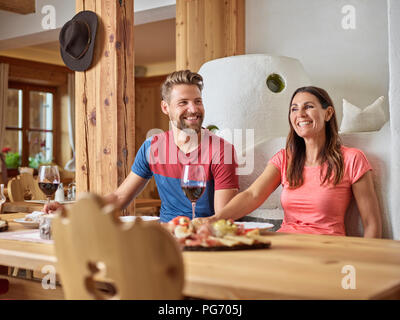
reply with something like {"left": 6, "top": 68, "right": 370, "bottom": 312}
{"left": 192, "top": 215, "right": 220, "bottom": 226}
{"left": 43, "top": 201, "right": 64, "bottom": 214}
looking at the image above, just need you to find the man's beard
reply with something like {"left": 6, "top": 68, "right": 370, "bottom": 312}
{"left": 178, "top": 114, "right": 203, "bottom": 133}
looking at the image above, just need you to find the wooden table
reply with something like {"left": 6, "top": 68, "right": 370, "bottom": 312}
{"left": 2, "top": 201, "right": 44, "bottom": 213}
{"left": 0, "top": 214, "right": 400, "bottom": 300}
{"left": 1, "top": 199, "right": 161, "bottom": 214}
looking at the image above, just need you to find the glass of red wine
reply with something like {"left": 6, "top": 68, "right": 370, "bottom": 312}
{"left": 181, "top": 165, "right": 206, "bottom": 220}
{"left": 38, "top": 165, "right": 61, "bottom": 205}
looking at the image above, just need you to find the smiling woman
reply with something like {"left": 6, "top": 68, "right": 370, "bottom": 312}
{"left": 287, "top": 87, "right": 339, "bottom": 186}
{"left": 197, "top": 86, "right": 382, "bottom": 238}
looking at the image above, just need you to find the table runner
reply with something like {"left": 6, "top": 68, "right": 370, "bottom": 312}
{"left": 0, "top": 229, "right": 53, "bottom": 244}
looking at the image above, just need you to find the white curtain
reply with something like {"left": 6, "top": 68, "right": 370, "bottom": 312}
{"left": 64, "top": 73, "right": 75, "bottom": 172}
{"left": 0, "top": 63, "right": 9, "bottom": 182}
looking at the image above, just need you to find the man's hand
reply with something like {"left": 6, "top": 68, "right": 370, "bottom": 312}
{"left": 43, "top": 201, "right": 64, "bottom": 214}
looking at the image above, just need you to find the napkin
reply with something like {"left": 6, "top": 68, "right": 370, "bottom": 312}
{"left": 24, "top": 211, "right": 45, "bottom": 222}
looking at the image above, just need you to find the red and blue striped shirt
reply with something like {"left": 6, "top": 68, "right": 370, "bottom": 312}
{"left": 131, "top": 129, "right": 239, "bottom": 222}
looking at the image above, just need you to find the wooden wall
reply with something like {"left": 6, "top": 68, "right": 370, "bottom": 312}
{"left": 0, "top": 56, "right": 72, "bottom": 169}
{"left": 58, "top": 83, "right": 73, "bottom": 168}
{"left": 176, "top": 0, "right": 245, "bottom": 72}
{"left": 74, "top": 0, "right": 135, "bottom": 209}
{"left": 134, "top": 75, "right": 170, "bottom": 200}
{"left": 0, "top": 56, "right": 69, "bottom": 87}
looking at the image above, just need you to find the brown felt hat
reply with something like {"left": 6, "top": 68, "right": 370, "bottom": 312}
{"left": 59, "top": 11, "right": 98, "bottom": 72}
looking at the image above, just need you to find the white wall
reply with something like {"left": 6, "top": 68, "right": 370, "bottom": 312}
{"left": 388, "top": 0, "right": 400, "bottom": 240}
{"left": 0, "top": 0, "right": 73, "bottom": 41}
{"left": 246, "top": 0, "right": 389, "bottom": 125}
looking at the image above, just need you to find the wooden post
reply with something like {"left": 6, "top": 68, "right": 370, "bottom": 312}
{"left": 176, "top": 0, "right": 245, "bottom": 72}
{"left": 75, "top": 0, "right": 135, "bottom": 214}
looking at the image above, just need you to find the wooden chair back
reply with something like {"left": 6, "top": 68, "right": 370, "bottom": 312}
{"left": 52, "top": 193, "right": 184, "bottom": 300}
{"left": 7, "top": 173, "right": 46, "bottom": 201}
{"left": 18, "top": 167, "right": 34, "bottom": 175}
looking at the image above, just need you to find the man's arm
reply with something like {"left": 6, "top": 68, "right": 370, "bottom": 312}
{"left": 44, "top": 172, "right": 149, "bottom": 213}
{"left": 103, "top": 172, "right": 149, "bottom": 209}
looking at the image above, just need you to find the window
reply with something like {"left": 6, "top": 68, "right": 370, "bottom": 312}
{"left": 4, "top": 82, "right": 56, "bottom": 168}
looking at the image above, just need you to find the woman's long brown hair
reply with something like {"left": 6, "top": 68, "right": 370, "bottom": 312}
{"left": 286, "top": 86, "right": 344, "bottom": 188}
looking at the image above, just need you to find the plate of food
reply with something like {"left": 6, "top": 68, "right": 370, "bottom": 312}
{"left": 13, "top": 211, "right": 45, "bottom": 229}
{"left": 163, "top": 216, "right": 272, "bottom": 251}
{"left": 119, "top": 216, "right": 160, "bottom": 223}
{"left": 13, "top": 218, "right": 40, "bottom": 229}
{"left": 235, "top": 221, "right": 274, "bottom": 233}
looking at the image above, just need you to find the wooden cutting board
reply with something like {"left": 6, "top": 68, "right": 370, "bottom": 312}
{"left": 183, "top": 241, "right": 271, "bottom": 251}
{"left": 182, "top": 234, "right": 272, "bottom": 251}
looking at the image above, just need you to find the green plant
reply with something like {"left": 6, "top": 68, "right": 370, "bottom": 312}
{"left": 206, "top": 124, "right": 219, "bottom": 133}
{"left": 29, "top": 152, "right": 51, "bottom": 169}
{"left": 5, "top": 152, "right": 20, "bottom": 169}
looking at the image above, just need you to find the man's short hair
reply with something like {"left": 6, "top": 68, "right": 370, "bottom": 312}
{"left": 161, "top": 70, "right": 203, "bottom": 103}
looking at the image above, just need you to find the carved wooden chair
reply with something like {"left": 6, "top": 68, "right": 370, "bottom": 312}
{"left": 52, "top": 193, "right": 184, "bottom": 300}
{"left": 6, "top": 173, "right": 46, "bottom": 277}
{"left": 18, "top": 167, "right": 34, "bottom": 175}
{"left": 7, "top": 173, "right": 46, "bottom": 202}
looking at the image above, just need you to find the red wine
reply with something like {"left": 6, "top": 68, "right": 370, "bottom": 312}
{"left": 38, "top": 182, "right": 59, "bottom": 197}
{"left": 182, "top": 186, "right": 205, "bottom": 202}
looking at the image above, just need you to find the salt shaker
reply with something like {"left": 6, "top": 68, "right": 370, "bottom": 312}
{"left": 67, "top": 182, "right": 76, "bottom": 201}
{"left": 39, "top": 214, "right": 55, "bottom": 240}
{"left": 55, "top": 183, "right": 65, "bottom": 202}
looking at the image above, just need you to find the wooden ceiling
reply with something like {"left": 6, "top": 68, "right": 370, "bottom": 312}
{"left": 0, "top": 0, "right": 35, "bottom": 15}
{"left": 0, "top": 18, "right": 176, "bottom": 67}
{"left": 135, "top": 18, "right": 176, "bottom": 65}
{"left": 0, "top": 41, "right": 63, "bottom": 65}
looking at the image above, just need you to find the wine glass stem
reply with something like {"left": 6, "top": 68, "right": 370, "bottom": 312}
{"left": 47, "top": 196, "right": 51, "bottom": 205}
{"left": 192, "top": 202, "right": 196, "bottom": 220}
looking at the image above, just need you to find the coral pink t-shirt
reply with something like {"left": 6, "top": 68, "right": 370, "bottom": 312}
{"left": 268, "top": 146, "right": 372, "bottom": 236}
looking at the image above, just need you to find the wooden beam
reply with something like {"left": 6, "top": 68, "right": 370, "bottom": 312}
{"left": 0, "top": 0, "right": 35, "bottom": 15}
{"left": 75, "top": 0, "right": 135, "bottom": 214}
{"left": 0, "top": 56, "right": 71, "bottom": 86}
{"left": 176, "top": 0, "right": 245, "bottom": 72}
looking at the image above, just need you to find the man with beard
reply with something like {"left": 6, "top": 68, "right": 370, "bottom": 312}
{"left": 45, "top": 70, "right": 239, "bottom": 222}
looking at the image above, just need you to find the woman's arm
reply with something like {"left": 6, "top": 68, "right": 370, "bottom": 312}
{"left": 351, "top": 170, "right": 382, "bottom": 238}
{"left": 204, "top": 164, "right": 281, "bottom": 222}
{"left": 214, "top": 188, "right": 239, "bottom": 213}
